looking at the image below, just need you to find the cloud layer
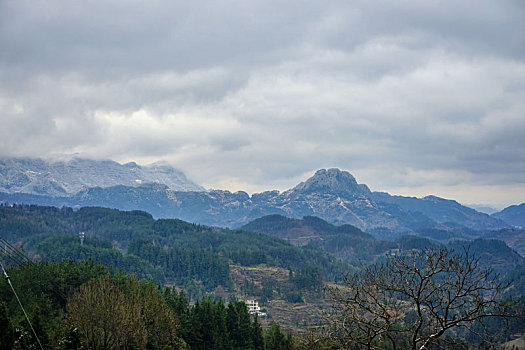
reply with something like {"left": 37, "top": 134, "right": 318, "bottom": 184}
{"left": 1, "top": 0, "right": 524, "bottom": 207}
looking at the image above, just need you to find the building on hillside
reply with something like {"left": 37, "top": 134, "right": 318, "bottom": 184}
{"left": 245, "top": 299, "right": 266, "bottom": 317}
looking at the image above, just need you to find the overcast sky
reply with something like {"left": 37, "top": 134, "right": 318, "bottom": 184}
{"left": 1, "top": 0, "right": 524, "bottom": 208}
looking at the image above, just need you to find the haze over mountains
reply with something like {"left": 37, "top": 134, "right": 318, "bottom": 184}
{"left": 0, "top": 157, "right": 522, "bottom": 238}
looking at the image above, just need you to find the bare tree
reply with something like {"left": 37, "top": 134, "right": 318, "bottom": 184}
{"left": 325, "top": 248, "right": 521, "bottom": 350}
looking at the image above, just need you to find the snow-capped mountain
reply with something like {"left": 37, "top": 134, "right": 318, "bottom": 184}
{"left": 0, "top": 157, "right": 204, "bottom": 196}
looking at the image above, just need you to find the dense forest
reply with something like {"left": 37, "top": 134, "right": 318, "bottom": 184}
{"left": 2, "top": 204, "right": 525, "bottom": 297}
{"left": 0, "top": 204, "right": 348, "bottom": 298}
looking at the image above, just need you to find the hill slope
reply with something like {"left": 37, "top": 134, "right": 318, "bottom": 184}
{"left": 241, "top": 214, "right": 374, "bottom": 246}
{"left": 492, "top": 203, "right": 525, "bottom": 228}
{"left": 0, "top": 204, "right": 349, "bottom": 293}
{"left": 241, "top": 214, "right": 525, "bottom": 275}
{"left": 484, "top": 228, "right": 525, "bottom": 257}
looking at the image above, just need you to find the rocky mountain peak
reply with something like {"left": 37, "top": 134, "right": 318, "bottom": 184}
{"left": 292, "top": 168, "right": 371, "bottom": 197}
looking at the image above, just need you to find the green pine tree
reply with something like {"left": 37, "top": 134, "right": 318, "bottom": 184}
{"left": 265, "top": 322, "right": 291, "bottom": 350}
{"left": 0, "top": 301, "right": 16, "bottom": 350}
{"left": 251, "top": 314, "right": 265, "bottom": 350}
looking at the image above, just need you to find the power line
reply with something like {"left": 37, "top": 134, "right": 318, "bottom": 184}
{"left": 1, "top": 260, "right": 45, "bottom": 350}
{"left": 0, "top": 237, "right": 32, "bottom": 268}
{"left": 0, "top": 236, "right": 68, "bottom": 303}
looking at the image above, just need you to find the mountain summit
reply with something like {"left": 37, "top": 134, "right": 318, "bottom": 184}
{"left": 293, "top": 168, "right": 371, "bottom": 197}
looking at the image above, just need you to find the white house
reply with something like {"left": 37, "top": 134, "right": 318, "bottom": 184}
{"left": 245, "top": 299, "right": 266, "bottom": 317}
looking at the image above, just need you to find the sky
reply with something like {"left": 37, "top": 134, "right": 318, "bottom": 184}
{"left": 1, "top": 0, "right": 524, "bottom": 209}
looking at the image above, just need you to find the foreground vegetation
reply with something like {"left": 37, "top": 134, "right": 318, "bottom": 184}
{"left": 1, "top": 254, "right": 523, "bottom": 350}
{"left": 0, "top": 261, "right": 293, "bottom": 350}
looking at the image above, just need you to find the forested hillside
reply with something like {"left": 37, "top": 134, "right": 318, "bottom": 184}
{"left": 3, "top": 204, "right": 523, "bottom": 290}
{"left": 0, "top": 204, "right": 348, "bottom": 299}
{"left": 242, "top": 214, "right": 525, "bottom": 273}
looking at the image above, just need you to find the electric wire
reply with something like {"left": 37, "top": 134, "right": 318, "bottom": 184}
{"left": 0, "top": 236, "right": 68, "bottom": 303}
{"left": 0, "top": 238, "right": 31, "bottom": 268}
{"left": 1, "top": 245, "right": 26, "bottom": 265}
{"left": 1, "top": 260, "right": 45, "bottom": 350}
{"left": 0, "top": 237, "right": 32, "bottom": 264}
{"left": 0, "top": 240, "right": 30, "bottom": 268}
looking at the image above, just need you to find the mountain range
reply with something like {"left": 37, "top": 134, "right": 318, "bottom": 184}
{"left": 0, "top": 158, "right": 522, "bottom": 238}
{"left": 0, "top": 157, "right": 204, "bottom": 195}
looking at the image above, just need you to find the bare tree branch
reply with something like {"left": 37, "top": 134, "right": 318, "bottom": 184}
{"left": 325, "top": 248, "right": 523, "bottom": 350}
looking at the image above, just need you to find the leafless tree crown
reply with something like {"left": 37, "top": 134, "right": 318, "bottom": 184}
{"left": 325, "top": 248, "right": 520, "bottom": 350}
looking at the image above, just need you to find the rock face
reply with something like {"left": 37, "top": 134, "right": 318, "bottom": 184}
{"left": 0, "top": 157, "right": 204, "bottom": 195}
{"left": 293, "top": 169, "right": 371, "bottom": 197}
{"left": 0, "top": 166, "right": 509, "bottom": 237}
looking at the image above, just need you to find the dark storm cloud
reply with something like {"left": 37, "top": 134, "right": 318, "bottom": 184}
{"left": 1, "top": 0, "right": 524, "bottom": 206}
